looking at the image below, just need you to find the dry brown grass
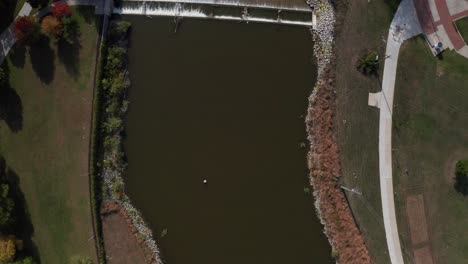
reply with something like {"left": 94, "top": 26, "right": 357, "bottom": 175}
{"left": 413, "top": 246, "right": 434, "bottom": 264}
{"left": 405, "top": 195, "right": 429, "bottom": 245}
{"left": 102, "top": 212, "right": 147, "bottom": 264}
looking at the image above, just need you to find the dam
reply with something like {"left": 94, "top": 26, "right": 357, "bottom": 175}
{"left": 114, "top": 0, "right": 315, "bottom": 27}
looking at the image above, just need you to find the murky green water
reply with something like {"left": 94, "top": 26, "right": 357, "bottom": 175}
{"left": 124, "top": 16, "right": 332, "bottom": 264}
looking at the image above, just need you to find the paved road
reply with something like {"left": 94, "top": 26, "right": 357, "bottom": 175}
{"left": 369, "top": 0, "right": 422, "bottom": 263}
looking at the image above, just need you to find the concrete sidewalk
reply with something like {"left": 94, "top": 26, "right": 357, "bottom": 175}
{"left": 369, "top": 0, "right": 422, "bottom": 263}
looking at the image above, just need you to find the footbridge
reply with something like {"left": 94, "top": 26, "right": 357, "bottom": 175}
{"left": 114, "top": 0, "right": 316, "bottom": 27}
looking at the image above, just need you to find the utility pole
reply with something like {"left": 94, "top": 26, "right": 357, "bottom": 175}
{"left": 341, "top": 186, "right": 362, "bottom": 196}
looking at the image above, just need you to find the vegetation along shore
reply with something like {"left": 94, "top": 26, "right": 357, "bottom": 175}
{"left": 305, "top": 0, "right": 372, "bottom": 262}
{"left": 95, "top": 20, "right": 163, "bottom": 263}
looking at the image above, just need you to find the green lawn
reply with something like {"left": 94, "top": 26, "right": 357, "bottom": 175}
{"left": 334, "top": 0, "right": 395, "bottom": 263}
{"left": 393, "top": 37, "right": 468, "bottom": 263}
{"left": 0, "top": 8, "right": 98, "bottom": 263}
{"left": 455, "top": 17, "right": 468, "bottom": 44}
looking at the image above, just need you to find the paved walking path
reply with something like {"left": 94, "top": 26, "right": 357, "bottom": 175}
{"left": 414, "top": 0, "right": 468, "bottom": 58}
{"left": 368, "top": 0, "right": 422, "bottom": 263}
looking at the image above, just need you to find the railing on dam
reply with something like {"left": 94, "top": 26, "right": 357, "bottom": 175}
{"left": 121, "top": 0, "right": 311, "bottom": 12}
{"left": 114, "top": 0, "right": 315, "bottom": 27}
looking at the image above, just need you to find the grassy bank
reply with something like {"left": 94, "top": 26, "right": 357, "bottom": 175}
{"left": 89, "top": 16, "right": 107, "bottom": 264}
{"left": 393, "top": 37, "right": 468, "bottom": 263}
{"left": 0, "top": 7, "right": 99, "bottom": 263}
{"left": 334, "top": 0, "right": 395, "bottom": 263}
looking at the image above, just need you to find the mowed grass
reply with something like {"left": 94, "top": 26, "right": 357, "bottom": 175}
{"left": 455, "top": 17, "right": 468, "bottom": 44}
{"left": 334, "top": 0, "right": 396, "bottom": 263}
{"left": 393, "top": 37, "right": 468, "bottom": 263}
{"left": 0, "top": 8, "right": 98, "bottom": 263}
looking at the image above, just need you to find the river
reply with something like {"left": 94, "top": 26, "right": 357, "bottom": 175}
{"left": 123, "top": 16, "right": 332, "bottom": 264}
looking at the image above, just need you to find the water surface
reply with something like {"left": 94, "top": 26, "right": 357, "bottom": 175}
{"left": 124, "top": 16, "right": 332, "bottom": 264}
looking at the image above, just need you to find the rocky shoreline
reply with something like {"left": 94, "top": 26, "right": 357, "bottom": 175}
{"left": 306, "top": 1, "right": 372, "bottom": 263}
{"left": 98, "top": 20, "right": 163, "bottom": 264}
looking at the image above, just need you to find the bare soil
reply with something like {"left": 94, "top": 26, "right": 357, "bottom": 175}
{"left": 406, "top": 195, "right": 429, "bottom": 245}
{"left": 413, "top": 246, "right": 434, "bottom": 264}
{"left": 102, "top": 202, "right": 150, "bottom": 264}
{"left": 306, "top": 68, "right": 371, "bottom": 264}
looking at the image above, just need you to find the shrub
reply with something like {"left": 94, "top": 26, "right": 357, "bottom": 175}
{"left": 0, "top": 184, "right": 14, "bottom": 229}
{"left": 455, "top": 160, "right": 468, "bottom": 196}
{"left": 0, "top": 68, "right": 6, "bottom": 87}
{"left": 70, "top": 255, "right": 93, "bottom": 264}
{"left": 109, "top": 21, "right": 131, "bottom": 41}
{"left": 110, "top": 74, "right": 125, "bottom": 96}
{"left": 62, "top": 17, "right": 80, "bottom": 44}
{"left": 41, "top": 16, "right": 63, "bottom": 41}
{"left": 105, "top": 47, "right": 126, "bottom": 75}
{"left": 356, "top": 51, "right": 379, "bottom": 76}
{"left": 0, "top": 235, "right": 16, "bottom": 262}
{"left": 112, "top": 181, "right": 123, "bottom": 199}
{"left": 14, "top": 16, "right": 40, "bottom": 44}
{"left": 104, "top": 117, "right": 122, "bottom": 133}
{"left": 51, "top": 2, "right": 72, "bottom": 19}
{"left": 11, "top": 256, "right": 34, "bottom": 264}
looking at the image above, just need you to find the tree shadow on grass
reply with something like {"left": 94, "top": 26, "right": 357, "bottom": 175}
{"left": 0, "top": 64, "right": 22, "bottom": 132}
{"left": 75, "top": 6, "right": 95, "bottom": 24}
{"left": 57, "top": 39, "right": 81, "bottom": 78}
{"left": 0, "top": 0, "right": 17, "bottom": 32}
{"left": 26, "top": 0, "right": 48, "bottom": 9}
{"left": 9, "top": 44, "right": 26, "bottom": 69}
{"left": 0, "top": 157, "right": 41, "bottom": 263}
{"left": 29, "top": 36, "right": 55, "bottom": 84}
{"left": 7, "top": 169, "right": 41, "bottom": 263}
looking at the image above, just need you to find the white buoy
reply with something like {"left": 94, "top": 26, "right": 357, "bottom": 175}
{"left": 203, "top": 179, "right": 207, "bottom": 184}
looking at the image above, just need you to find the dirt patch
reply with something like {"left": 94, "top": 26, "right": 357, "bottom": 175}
{"left": 102, "top": 203, "right": 148, "bottom": 264}
{"left": 306, "top": 68, "right": 371, "bottom": 264}
{"left": 413, "top": 246, "right": 434, "bottom": 264}
{"left": 406, "top": 194, "right": 429, "bottom": 245}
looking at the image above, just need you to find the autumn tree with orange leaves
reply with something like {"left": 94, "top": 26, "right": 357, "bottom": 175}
{"left": 0, "top": 235, "right": 16, "bottom": 262}
{"left": 41, "top": 16, "right": 63, "bottom": 41}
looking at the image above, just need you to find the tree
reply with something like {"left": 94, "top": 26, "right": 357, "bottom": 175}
{"left": 14, "top": 16, "right": 40, "bottom": 44}
{"left": 62, "top": 17, "right": 79, "bottom": 44}
{"left": 41, "top": 16, "right": 63, "bottom": 41}
{"left": 455, "top": 160, "right": 468, "bottom": 196}
{"left": 11, "top": 257, "right": 35, "bottom": 264}
{"left": 0, "top": 235, "right": 16, "bottom": 262}
{"left": 0, "top": 183, "right": 14, "bottom": 229}
{"left": 0, "top": 68, "right": 6, "bottom": 87}
{"left": 356, "top": 51, "right": 379, "bottom": 76}
{"left": 70, "top": 255, "right": 93, "bottom": 264}
{"left": 109, "top": 21, "right": 131, "bottom": 41}
{"left": 51, "top": 2, "right": 72, "bottom": 19}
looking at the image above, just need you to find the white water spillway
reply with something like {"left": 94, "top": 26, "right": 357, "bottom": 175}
{"left": 114, "top": 0, "right": 315, "bottom": 27}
